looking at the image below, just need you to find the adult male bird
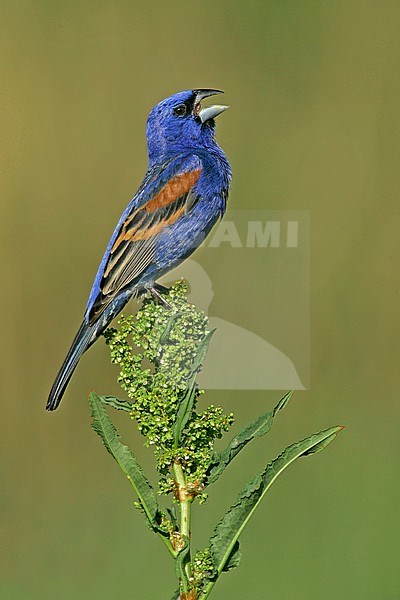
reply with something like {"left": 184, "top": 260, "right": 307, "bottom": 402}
{"left": 47, "top": 89, "right": 231, "bottom": 411}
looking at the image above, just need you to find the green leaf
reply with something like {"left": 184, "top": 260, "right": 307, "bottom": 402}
{"left": 302, "top": 429, "right": 343, "bottom": 455}
{"left": 222, "top": 541, "right": 242, "bottom": 572}
{"left": 160, "top": 311, "right": 183, "bottom": 345}
{"left": 175, "top": 540, "right": 190, "bottom": 591}
{"left": 209, "top": 425, "right": 343, "bottom": 577}
{"left": 166, "top": 506, "right": 178, "bottom": 530}
{"left": 100, "top": 395, "right": 133, "bottom": 412}
{"left": 89, "top": 392, "right": 159, "bottom": 527}
{"left": 191, "top": 329, "right": 216, "bottom": 373}
{"left": 170, "top": 589, "right": 179, "bottom": 600}
{"left": 173, "top": 330, "right": 215, "bottom": 449}
{"left": 206, "top": 391, "right": 293, "bottom": 485}
{"left": 173, "top": 382, "right": 197, "bottom": 450}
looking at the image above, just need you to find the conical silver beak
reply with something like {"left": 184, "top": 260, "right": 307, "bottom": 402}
{"left": 199, "top": 104, "right": 229, "bottom": 123}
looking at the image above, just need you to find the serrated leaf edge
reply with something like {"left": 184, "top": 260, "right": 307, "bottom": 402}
{"left": 209, "top": 425, "right": 343, "bottom": 578}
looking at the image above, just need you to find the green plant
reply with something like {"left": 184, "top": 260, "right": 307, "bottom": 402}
{"left": 89, "top": 281, "right": 342, "bottom": 599}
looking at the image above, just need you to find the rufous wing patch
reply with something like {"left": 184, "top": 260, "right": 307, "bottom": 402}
{"left": 111, "top": 168, "right": 202, "bottom": 252}
{"left": 145, "top": 168, "right": 202, "bottom": 212}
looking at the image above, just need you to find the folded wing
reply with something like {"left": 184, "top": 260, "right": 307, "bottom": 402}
{"left": 87, "top": 156, "right": 203, "bottom": 323}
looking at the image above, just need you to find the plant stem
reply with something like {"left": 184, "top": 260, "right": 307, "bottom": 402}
{"left": 173, "top": 460, "right": 193, "bottom": 586}
{"left": 200, "top": 578, "right": 216, "bottom": 599}
{"left": 159, "top": 531, "right": 178, "bottom": 558}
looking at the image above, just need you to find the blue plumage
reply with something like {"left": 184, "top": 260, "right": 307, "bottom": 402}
{"left": 47, "top": 89, "right": 231, "bottom": 410}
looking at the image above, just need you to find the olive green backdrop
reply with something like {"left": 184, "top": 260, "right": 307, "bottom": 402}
{"left": 1, "top": 1, "right": 398, "bottom": 598}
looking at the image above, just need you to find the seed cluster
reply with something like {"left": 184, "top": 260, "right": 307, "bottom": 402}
{"left": 104, "top": 281, "right": 234, "bottom": 498}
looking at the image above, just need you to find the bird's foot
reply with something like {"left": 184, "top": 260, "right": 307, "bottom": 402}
{"left": 148, "top": 285, "right": 172, "bottom": 309}
{"left": 154, "top": 283, "right": 170, "bottom": 295}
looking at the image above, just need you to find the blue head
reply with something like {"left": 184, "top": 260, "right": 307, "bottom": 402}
{"left": 146, "top": 89, "right": 229, "bottom": 164}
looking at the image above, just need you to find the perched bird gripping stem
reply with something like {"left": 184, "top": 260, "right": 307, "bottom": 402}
{"left": 47, "top": 89, "right": 231, "bottom": 410}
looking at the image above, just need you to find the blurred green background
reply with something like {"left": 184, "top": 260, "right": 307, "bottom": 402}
{"left": 1, "top": 1, "right": 399, "bottom": 598}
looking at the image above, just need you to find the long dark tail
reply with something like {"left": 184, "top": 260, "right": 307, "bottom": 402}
{"left": 46, "top": 319, "right": 99, "bottom": 411}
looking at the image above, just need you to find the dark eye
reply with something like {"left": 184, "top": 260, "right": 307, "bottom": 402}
{"left": 173, "top": 104, "right": 187, "bottom": 117}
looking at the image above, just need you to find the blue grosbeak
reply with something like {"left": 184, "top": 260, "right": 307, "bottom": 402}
{"left": 47, "top": 89, "right": 231, "bottom": 410}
